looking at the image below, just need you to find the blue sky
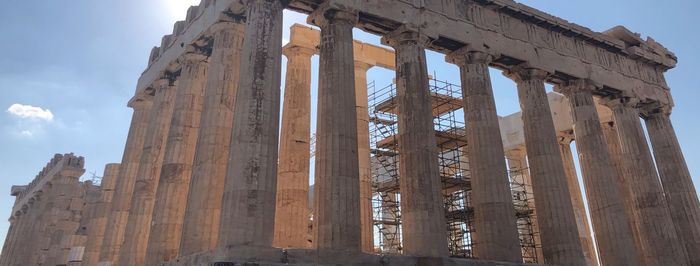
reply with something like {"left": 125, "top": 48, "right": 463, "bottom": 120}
{"left": 1, "top": 0, "right": 698, "bottom": 248}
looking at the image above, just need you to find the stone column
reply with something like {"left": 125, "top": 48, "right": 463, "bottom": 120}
{"left": 643, "top": 107, "right": 700, "bottom": 265}
{"left": 381, "top": 27, "right": 448, "bottom": 258}
{"left": 308, "top": 6, "right": 361, "bottom": 252}
{"left": 144, "top": 50, "right": 209, "bottom": 265}
{"left": 82, "top": 164, "right": 120, "bottom": 266}
{"left": 505, "top": 66, "right": 586, "bottom": 266}
{"left": 354, "top": 61, "right": 375, "bottom": 253}
{"left": 557, "top": 134, "right": 600, "bottom": 266}
{"left": 118, "top": 76, "right": 178, "bottom": 266}
{"left": 505, "top": 148, "right": 544, "bottom": 263}
{"left": 604, "top": 96, "right": 689, "bottom": 266}
{"left": 273, "top": 45, "right": 314, "bottom": 248}
{"left": 180, "top": 21, "right": 245, "bottom": 256}
{"left": 0, "top": 216, "right": 17, "bottom": 265}
{"left": 98, "top": 95, "right": 153, "bottom": 266}
{"left": 447, "top": 48, "right": 521, "bottom": 262}
{"left": 558, "top": 80, "right": 641, "bottom": 266}
{"left": 600, "top": 121, "right": 646, "bottom": 260}
{"left": 217, "top": 0, "right": 284, "bottom": 249}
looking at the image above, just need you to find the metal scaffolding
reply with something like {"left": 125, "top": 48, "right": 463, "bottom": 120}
{"left": 367, "top": 77, "right": 540, "bottom": 262}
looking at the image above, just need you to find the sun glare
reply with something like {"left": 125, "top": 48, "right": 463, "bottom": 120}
{"left": 163, "top": 0, "right": 202, "bottom": 21}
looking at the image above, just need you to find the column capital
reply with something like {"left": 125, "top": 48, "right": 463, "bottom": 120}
{"left": 640, "top": 101, "right": 672, "bottom": 119}
{"left": 208, "top": 21, "right": 245, "bottom": 35}
{"left": 505, "top": 147, "right": 527, "bottom": 160}
{"left": 445, "top": 46, "right": 494, "bottom": 66}
{"left": 503, "top": 65, "right": 550, "bottom": 83}
{"left": 127, "top": 94, "right": 154, "bottom": 110}
{"left": 599, "top": 94, "right": 640, "bottom": 111}
{"left": 179, "top": 50, "right": 209, "bottom": 64}
{"left": 282, "top": 45, "right": 316, "bottom": 59}
{"left": 381, "top": 25, "right": 433, "bottom": 48}
{"left": 354, "top": 60, "right": 374, "bottom": 72}
{"left": 556, "top": 79, "right": 601, "bottom": 96}
{"left": 557, "top": 130, "right": 575, "bottom": 145}
{"left": 307, "top": 2, "right": 358, "bottom": 28}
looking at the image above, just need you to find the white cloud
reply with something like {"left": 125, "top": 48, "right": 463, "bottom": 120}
{"left": 20, "top": 130, "right": 33, "bottom": 137}
{"left": 7, "top": 104, "right": 54, "bottom": 121}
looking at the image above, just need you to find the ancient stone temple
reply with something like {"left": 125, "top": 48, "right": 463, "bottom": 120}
{"left": 2, "top": 0, "right": 699, "bottom": 265}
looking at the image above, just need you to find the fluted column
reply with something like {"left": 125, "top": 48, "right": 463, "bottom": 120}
{"left": 381, "top": 27, "right": 448, "bottom": 258}
{"left": 308, "top": 6, "right": 361, "bottom": 252}
{"left": 0, "top": 216, "right": 17, "bottom": 265}
{"left": 144, "top": 51, "right": 209, "bottom": 265}
{"left": 604, "top": 96, "right": 689, "bottom": 266}
{"left": 559, "top": 80, "right": 641, "bottom": 265}
{"left": 82, "top": 164, "right": 120, "bottom": 266}
{"left": 98, "top": 95, "right": 153, "bottom": 266}
{"left": 354, "top": 61, "right": 374, "bottom": 253}
{"left": 217, "top": 0, "right": 284, "bottom": 249}
{"left": 600, "top": 121, "right": 646, "bottom": 260}
{"left": 179, "top": 21, "right": 245, "bottom": 256}
{"left": 118, "top": 76, "right": 178, "bottom": 266}
{"left": 447, "top": 48, "right": 521, "bottom": 262}
{"left": 557, "top": 134, "right": 600, "bottom": 266}
{"left": 273, "top": 45, "right": 314, "bottom": 248}
{"left": 643, "top": 107, "right": 700, "bottom": 265}
{"left": 505, "top": 66, "right": 586, "bottom": 266}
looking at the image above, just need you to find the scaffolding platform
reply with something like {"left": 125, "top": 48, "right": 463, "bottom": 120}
{"left": 368, "top": 78, "right": 541, "bottom": 263}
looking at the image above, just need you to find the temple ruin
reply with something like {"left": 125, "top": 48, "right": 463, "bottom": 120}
{"left": 2, "top": 0, "right": 699, "bottom": 265}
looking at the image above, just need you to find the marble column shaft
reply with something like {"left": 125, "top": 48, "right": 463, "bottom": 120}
{"left": 507, "top": 67, "right": 586, "bottom": 266}
{"left": 600, "top": 122, "right": 646, "bottom": 261}
{"left": 447, "top": 49, "right": 521, "bottom": 262}
{"left": 382, "top": 28, "right": 448, "bottom": 257}
{"left": 118, "top": 77, "right": 178, "bottom": 266}
{"left": 98, "top": 96, "right": 153, "bottom": 265}
{"left": 82, "top": 164, "right": 121, "bottom": 266}
{"left": 354, "top": 61, "right": 375, "bottom": 253}
{"left": 644, "top": 109, "right": 700, "bottom": 265}
{"left": 560, "top": 82, "right": 639, "bottom": 265}
{"left": 311, "top": 7, "right": 362, "bottom": 251}
{"left": 218, "top": 0, "right": 284, "bottom": 248}
{"left": 0, "top": 216, "right": 18, "bottom": 265}
{"left": 145, "top": 51, "right": 209, "bottom": 265}
{"left": 273, "top": 45, "right": 313, "bottom": 248}
{"left": 607, "top": 98, "right": 689, "bottom": 266}
{"left": 557, "top": 137, "right": 599, "bottom": 266}
{"left": 180, "top": 21, "right": 245, "bottom": 256}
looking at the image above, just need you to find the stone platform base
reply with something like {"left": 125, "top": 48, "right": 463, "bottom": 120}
{"left": 159, "top": 246, "right": 539, "bottom": 266}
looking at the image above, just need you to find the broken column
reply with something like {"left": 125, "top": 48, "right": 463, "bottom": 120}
{"left": 604, "top": 96, "right": 689, "bottom": 265}
{"left": 217, "top": 0, "right": 284, "bottom": 249}
{"left": 118, "top": 76, "right": 178, "bottom": 266}
{"left": 273, "top": 44, "right": 314, "bottom": 248}
{"left": 145, "top": 50, "right": 209, "bottom": 265}
{"left": 643, "top": 106, "right": 700, "bottom": 265}
{"left": 180, "top": 21, "right": 245, "bottom": 256}
{"left": 98, "top": 95, "right": 153, "bottom": 266}
{"left": 308, "top": 5, "right": 362, "bottom": 252}
{"left": 354, "top": 60, "right": 374, "bottom": 253}
{"left": 381, "top": 27, "right": 448, "bottom": 258}
{"left": 505, "top": 66, "right": 586, "bottom": 266}
{"left": 446, "top": 48, "right": 521, "bottom": 262}
{"left": 558, "top": 80, "right": 639, "bottom": 265}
